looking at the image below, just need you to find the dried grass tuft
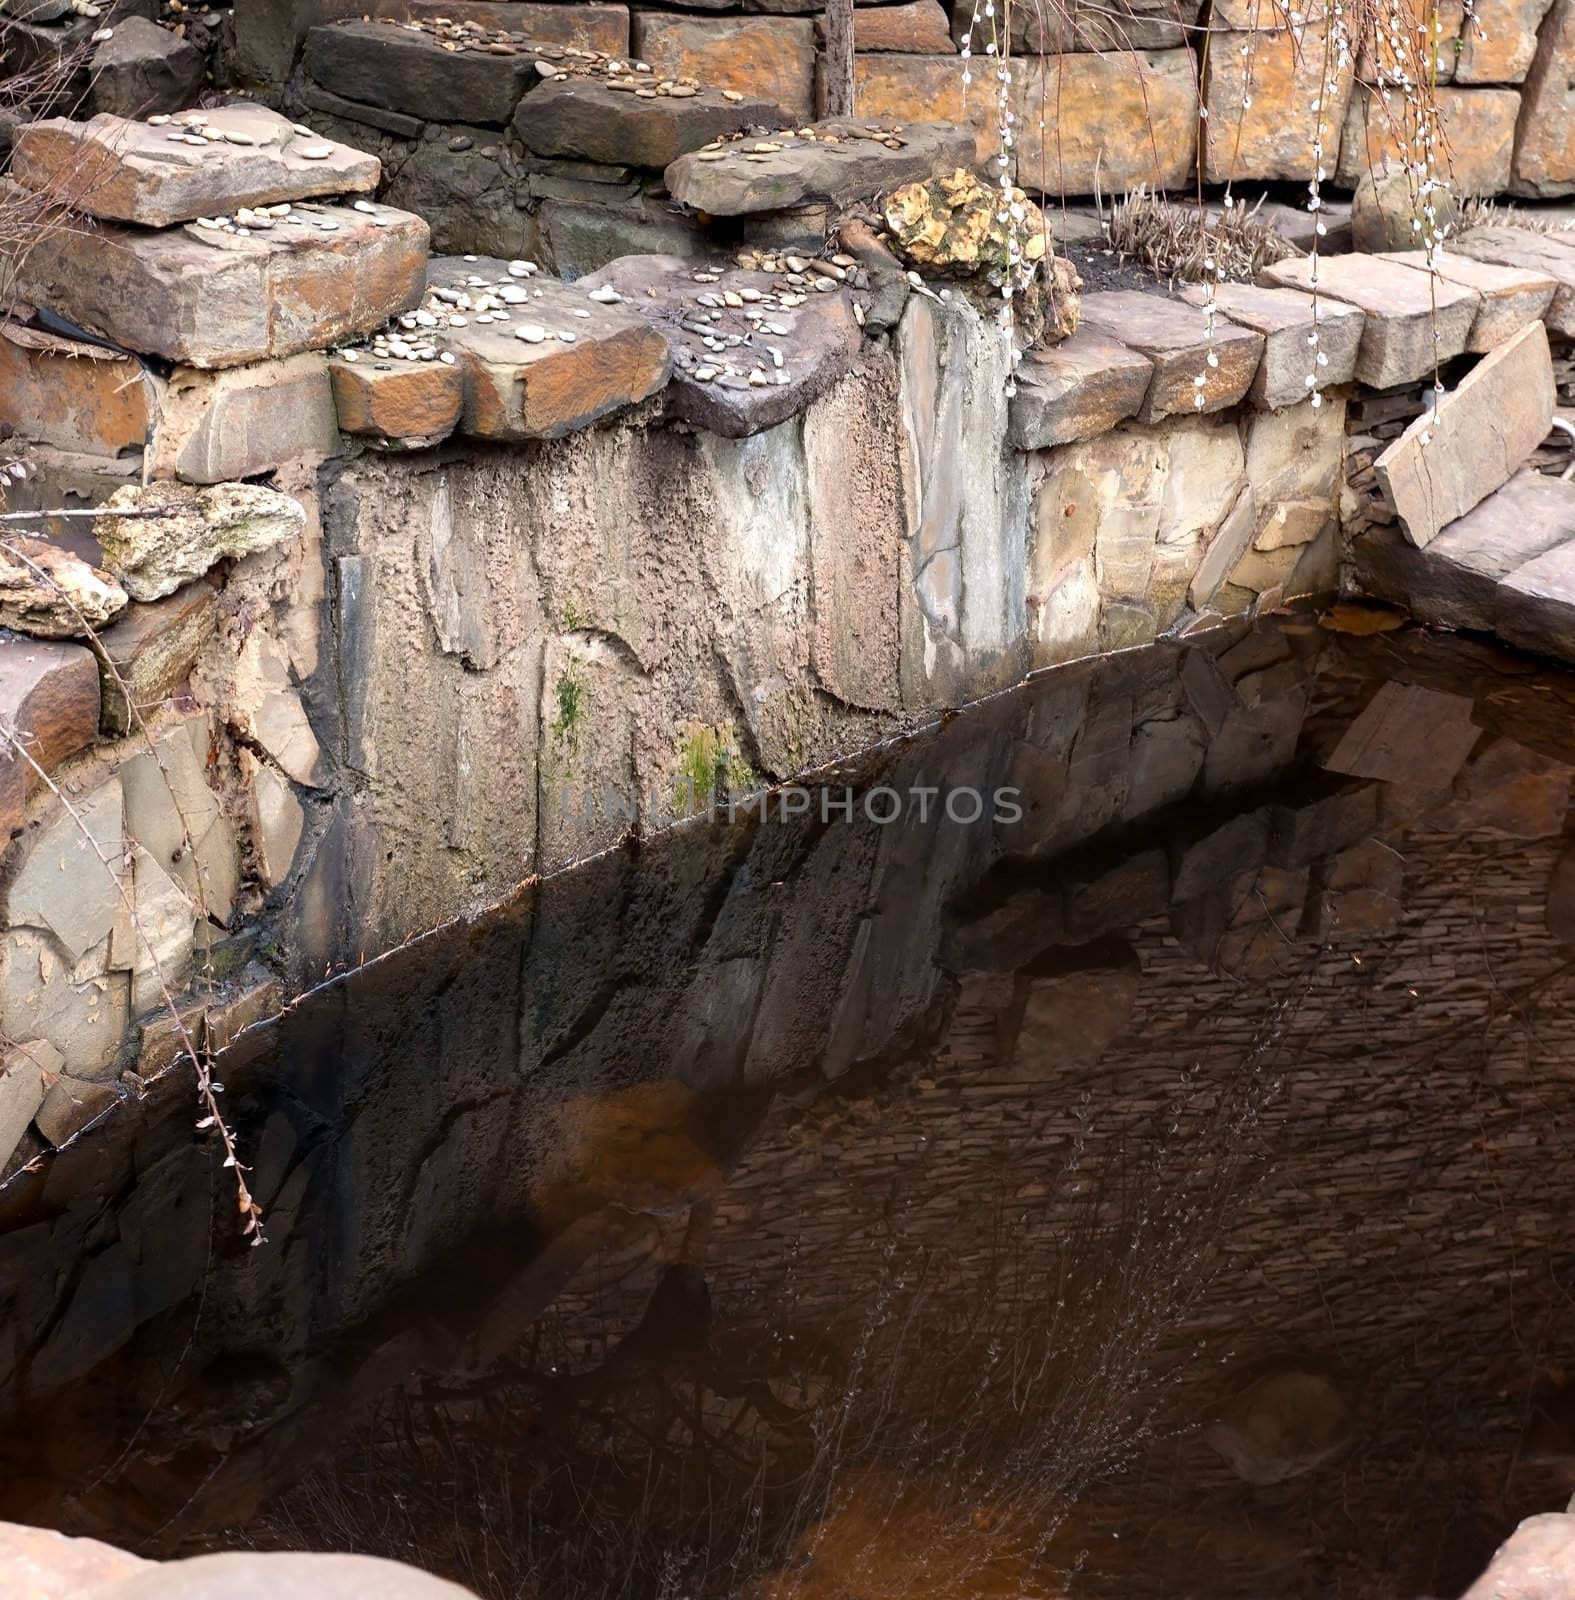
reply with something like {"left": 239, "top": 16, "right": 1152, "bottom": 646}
{"left": 1104, "top": 187, "right": 1301, "bottom": 288}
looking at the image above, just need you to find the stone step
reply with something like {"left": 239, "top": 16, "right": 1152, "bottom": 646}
{"left": 664, "top": 119, "right": 977, "bottom": 217}
{"left": 1375, "top": 320, "right": 1556, "bottom": 547}
{"left": 337, "top": 256, "right": 672, "bottom": 441}
{"left": 1178, "top": 281, "right": 1363, "bottom": 410}
{"left": 1262, "top": 253, "right": 1480, "bottom": 388}
{"left": 11, "top": 107, "right": 380, "bottom": 228}
{"left": 515, "top": 74, "right": 787, "bottom": 170}
{"left": 1379, "top": 250, "right": 1559, "bottom": 352}
{"left": 1073, "top": 289, "right": 1264, "bottom": 421}
{"left": 577, "top": 253, "right": 860, "bottom": 437}
{"left": 1451, "top": 226, "right": 1575, "bottom": 338}
{"left": 1007, "top": 329, "right": 1153, "bottom": 449}
{"left": 1355, "top": 467, "right": 1575, "bottom": 636}
{"left": 0, "top": 635, "right": 101, "bottom": 840}
{"left": 7, "top": 189, "right": 429, "bottom": 368}
{"left": 302, "top": 19, "right": 542, "bottom": 126}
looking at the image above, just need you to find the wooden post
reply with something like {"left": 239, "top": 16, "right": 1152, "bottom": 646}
{"left": 822, "top": 0, "right": 856, "bottom": 117}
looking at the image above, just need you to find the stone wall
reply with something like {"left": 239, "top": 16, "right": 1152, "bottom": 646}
{"left": 230, "top": 0, "right": 1575, "bottom": 208}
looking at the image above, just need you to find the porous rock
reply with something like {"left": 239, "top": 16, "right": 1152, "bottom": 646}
{"left": 96, "top": 481, "right": 307, "bottom": 602}
{"left": 0, "top": 536, "right": 128, "bottom": 638}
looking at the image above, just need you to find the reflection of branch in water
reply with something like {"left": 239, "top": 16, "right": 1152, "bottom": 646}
{"left": 253, "top": 1024, "right": 1280, "bottom": 1600}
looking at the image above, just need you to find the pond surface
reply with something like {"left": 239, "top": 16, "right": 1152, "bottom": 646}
{"left": 5, "top": 608, "right": 1575, "bottom": 1599}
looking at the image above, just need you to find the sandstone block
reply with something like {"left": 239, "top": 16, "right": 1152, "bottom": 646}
{"left": 1008, "top": 329, "right": 1152, "bottom": 448}
{"left": 1013, "top": 51, "right": 1198, "bottom": 194}
{"left": 302, "top": 19, "right": 537, "bottom": 125}
{"left": 8, "top": 194, "right": 429, "bottom": 368}
{"left": 12, "top": 107, "right": 380, "bottom": 228}
{"left": 0, "top": 637, "right": 100, "bottom": 841}
{"left": 1375, "top": 320, "right": 1554, "bottom": 547}
{"left": 1337, "top": 85, "right": 1519, "bottom": 195}
{"left": 852, "top": 54, "right": 1001, "bottom": 165}
{"left": 330, "top": 355, "right": 463, "bottom": 443}
{"left": 33, "top": 1071, "right": 121, "bottom": 1140}
{"left": 579, "top": 254, "right": 860, "bottom": 437}
{"left": 632, "top": 14, "right": 815, "bottom": 122}
{"left": 89, "top": 579, "right": 218, "bottom": 736}
{"left": 247, "top": 756, "right": 305, "bottom": 890}
{"left": 1513, "top": 0, "right": 1575, "bottom": 195}
{"left": 851, "top": 0, "right": 954, "bottom": 51}
{"left": 0, "top": 323, "right": 156, "bottom": 457}
{"left": 424, "top": 258, "right": 671, "bottom": 441}
{"left": 1379, "top": 250, "right": 1557, "bottom": 351}
{"left": 0, "top": 537, "right": 127, "bottom": 639}
{"left": 1262, "top": 252, "right": 1478, "bottom": 387}
{"left": 1452, "top": 225, "right": 1575, "bottom": 335}
{"left": 1455, "top": 0, "right": 1555, "bottom": 82}
{"left": 89, "top": 15, "right": 204, "bottom": 117}
{"left": 1202, "top": 23, "right": 1356, "bottom": 183}
{"left": 96, "top": 481, "right": 307, "bottom": 601}
{"left": 148, "top": 354, "right": 342, "bottom": 484}
{"left": 1179, "top": 281, "right": 1363, "bottom": 409}
{"left": 517, "top": 77, "right": 788, "bottom": 171}
{"left": 1075, "top": 290, "right": 1263, "bottom": 420}
{"left": 1189, "top": 485, "right": 1258, "bottom": 608}
{"left": 666, "top": 120, "right": 975, "bottom": 216}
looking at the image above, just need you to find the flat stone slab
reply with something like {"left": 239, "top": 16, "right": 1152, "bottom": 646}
{"left": 1355, "top": 468, "right": 1575, "bottom": 633}
{"left": 1499, "top": 536, "right": 1575, "bottom": 664}
{"left": 1179, "top": 280, "right": 1363, "bottom": 410}
{"left": 1074, "top": 290, "right": 1263, "bottom": 421}
{"left": 8, "top": 189, "right": 429, "bottom": 368}
{"left": 576, "top": 253, "right": 859, "bottom": 437}
{"left": 1007, "top": 329, "right": 1152, "bottom": 448}
{"left": 345, "top": 256, "right": 672, "bottom": 440}
{"left": 0, "top": 635, "right": 101, "bottom": 840}
{"left": 302, "top": 18, "right": 541, "bottom": 126}
{"left": 1262, "top": 253, "right": 1479, "bottom": 388}
{"left": 515, "top": 75, "right": 787, "bottom": 169}
{"left": 665, "top": 119, "right": 977, "bottom": 217}
{"left": 1452, "top": 226, "right": 1575, "bottom": 338}
{"left": 12, "top": 106, "right": 380, "bottom": 228}
{"left": 1380, "top": 250, "right": 1559, "bottom": 352}
{"left": 1375, "top": 320, "right": 1555, "bottom": 547}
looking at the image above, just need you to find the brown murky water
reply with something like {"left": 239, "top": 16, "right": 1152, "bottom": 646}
{"left": 6, "top": 608, "right": 1575, "bottom": 1599}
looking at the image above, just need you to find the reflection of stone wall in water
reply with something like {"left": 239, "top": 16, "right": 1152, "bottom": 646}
{"left": 5, "top": 618, "right": 1575, "bottom": 1596}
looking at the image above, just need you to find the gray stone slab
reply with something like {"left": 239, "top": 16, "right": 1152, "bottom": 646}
{"left": 11, "top": 106, "right": 380, "bottom": 227}
{"left": 1354, "top": 468, "right": 1575, "bottom": 632}
{"left": 1452, "top": 225, "right": 1575, "bottom": 337}
{"left": 302, "top": 18, "right": 538, "bottom": 126}
{"left": 1179, "top": 280, "right": 1363, "bottom": 409}
{"left": 1375, "top": 320, "right": 1555, "bottom": 547}
{"left": 1074, "top": 290, "right": 1264, "bottom": 421}
{"left": 665, "top": 119, "right": 976, "bottom": 217}
{"left": 1262, "top": 252, "right": 1480, "bottom": 388}
{"left": 576, "top": 253, "right": 859, "bottom": 437}
{"left": 516, "top": 75, "right": 787, "bottom": 169}
{"left": 1008, "top": 329, "right": 1152, "bottom": 449}
{"left": 1378, "top": 249, "right": 1558, "bottom": 352}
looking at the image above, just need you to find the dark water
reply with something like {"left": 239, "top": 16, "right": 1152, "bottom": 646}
{"left": 6, "top": 609, "right": 1575, "bottom": 1599}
